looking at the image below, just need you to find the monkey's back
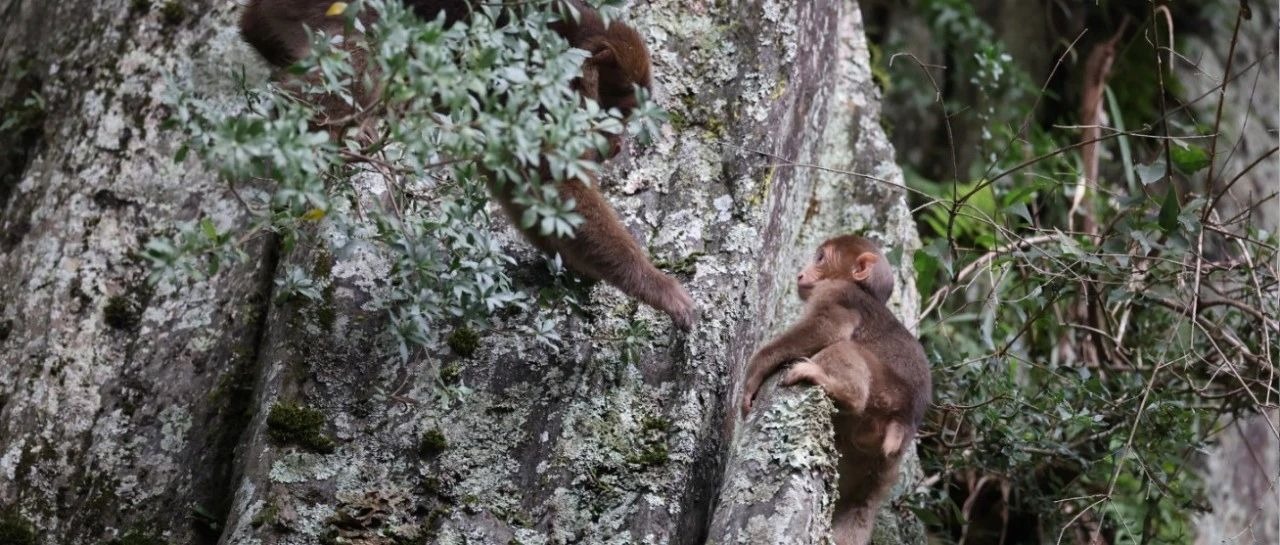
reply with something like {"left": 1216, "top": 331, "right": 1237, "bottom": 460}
{"left": 241, "top": 1, "right": 480, "bottom": 68}
{"left": 844, "top": 287, "right": 932, "bottom": 435}
{"left": 830, "top": 294, "right": 930, "bottom": 513}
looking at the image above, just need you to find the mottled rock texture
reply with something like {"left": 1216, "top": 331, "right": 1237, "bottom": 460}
{"left": 0, "top": 1, "right": 923, "bottom": 544}
{"left": 1178, "top": 5, "right": 1279, "bottom": 542}
{"left": 1178, "top": 2, "right": 1279, "bottom": 233}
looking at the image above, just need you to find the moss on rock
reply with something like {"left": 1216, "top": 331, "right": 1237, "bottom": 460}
{"left": 160, "top": 1, "right": 185, "bottom": 25}
{"left": 250, "top": 502, "right": 280, "bottom": 529}
{"left": 446, "top": 327, "right": 480, "bottom": 358}
{"left": 110, "top": 529, "right": 168, "bottom": 545}
{"left": 103, "top": 295, "right": 140, "bottom": 330}
{"left": 418, "top": 429, "right": 449, "bottom": 458}
{"left": 266, "top": 402, "right": 335, "bottom": 453}
{"left": 438, "top": 362, "right": 462, "bottom": 383}
{"left": 0, "top": 510, "right": 36, "bottom": 545}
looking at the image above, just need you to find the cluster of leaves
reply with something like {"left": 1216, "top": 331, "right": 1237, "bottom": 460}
{"left": 879, "top": 3, "right": 1277, "bottom": 543}
{"left": 149, "top": 0, "right": 660, "bottom": 357}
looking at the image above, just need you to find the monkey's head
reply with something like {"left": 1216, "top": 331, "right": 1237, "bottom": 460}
{"left": 582, "top": 22, "right": 652, "bottom": 116}
{"left": 563, "top": 7, "right": 653, "bottom": 158}
{"left": 798, "top": 235, "right": 893, "bottom": 303}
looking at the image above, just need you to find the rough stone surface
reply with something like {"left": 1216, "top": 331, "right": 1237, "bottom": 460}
{"left": 1, "top": 2, "right": 269, "bottom": 543}
{"left": 1180, "top": 5, "right": 1280, "bottom": 542}
{"left": 0, "top": 1, "right": 924, "bottom": 544}
{"left": 1178, "top": 2, "right": 1279, "bottom": 232}
{"left": 1195, "top": 410, "right": 1280, "bottom": 545}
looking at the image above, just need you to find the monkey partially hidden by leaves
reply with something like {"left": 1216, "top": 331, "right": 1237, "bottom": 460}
{"left": 742, "top": 235, "right": 932, "bottom": 545}
{"left": 239, "top": 0, "right": 697, "bottom": 329}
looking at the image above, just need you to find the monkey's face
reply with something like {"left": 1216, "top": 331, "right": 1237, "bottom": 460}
{"left": 796, "top": 245, "right": 833, "bottom": 301}
{"left": 799, "top": 237, "right": 895, "bottom": 303}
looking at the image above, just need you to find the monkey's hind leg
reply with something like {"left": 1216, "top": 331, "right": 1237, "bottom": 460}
{"left": 780, "top": 341, "right": 871, "bottom": 414}
{"left": 831, "top": 503, "right": 878, "bottom": 545}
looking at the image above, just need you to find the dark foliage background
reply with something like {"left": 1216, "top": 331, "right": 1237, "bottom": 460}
{"left": 862, "top": 1, "right": 1278, "bottom": 543}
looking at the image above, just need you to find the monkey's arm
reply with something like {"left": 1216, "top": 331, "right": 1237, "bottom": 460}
{"left": 554, "top": 179, "right": 696, "bottom": 329}
{"left": 491, "top": 177, "right": 697, "bottom": 330}
{"left": 780, "top": 341, "right": 871, "bottom": 414}
{"left": 741, "top": 300, "right": 860, "bottom": 414}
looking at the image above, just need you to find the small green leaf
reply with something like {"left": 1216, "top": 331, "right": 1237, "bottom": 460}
{"left": 200, "top": 218, "right": 218, "bottom": 239}
{"left": 1005, "top": 201, "right": 1032, "bottom": 224}
{"left": 207, "top": 253, "right": 221, "bottom": 276}
{"left": 923, "top": 237, "right": 953, "bottom": 278}
{"left": 1170, "top": 144, "right": 1211, "bottom": 174}
{"left": 1158, "top": 189, "right": 1181, "bottom": 234}
{"left": 1001, "top": 184, "right": 1038, "bottom": 207}
{"left": 975, "top": 232, "right": 996, "bottom": 250}
{"left": 914, "top": 250, "right": 938, "bottom": 299}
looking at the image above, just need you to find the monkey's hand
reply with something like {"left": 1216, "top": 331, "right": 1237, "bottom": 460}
{"left": 780, "top": 359, "right": 824, "bottom": 388}
{"left": 657, "top": 275, "right": 697, "bottom": 331}
{"left": 524, "top": 178, "right": 698, "bottom": 332}
{"left": 741, "top": 350, "right": 782, "bottom": 416}
{"left": 741, "top": 319, "right": 850, "bottom": 415}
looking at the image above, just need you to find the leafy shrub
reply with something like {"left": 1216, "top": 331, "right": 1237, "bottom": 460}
{"left": 878, "top": 2, "right": 1277, "bottom": 542}
{"left": 150, "top": 0, "right": 660, "bottom": 358}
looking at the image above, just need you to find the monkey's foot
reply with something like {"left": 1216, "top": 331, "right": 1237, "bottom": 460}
{"left": 781, "top": 359, "right": 825, "bottom": 388}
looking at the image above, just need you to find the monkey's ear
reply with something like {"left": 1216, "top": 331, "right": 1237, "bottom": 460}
{"left": 857, "top": 251, "right": 895, "bottom": 303}
{"left": 850, "top": 253, "right": 878, "bottom": 282}
{"left": 881, "top": 422, "right": 907, "bottom": 458}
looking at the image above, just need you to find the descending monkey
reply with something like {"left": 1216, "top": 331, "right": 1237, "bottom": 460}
{"left": 238, "top": 0, "right": 696, "bottom": 329}
{"left": 240, "top": 1, "right": 651, "bottom": 129}
{"left": 741, "top": 235, "right": 932, "bottom": 545}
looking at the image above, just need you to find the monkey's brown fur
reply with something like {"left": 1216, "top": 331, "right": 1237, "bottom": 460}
{"left": 742, "top": 235, "right": 932, "bottom": 545}
{"left": 239, "top": 0, "right": 695, "bottom": 329}
{"left": 547, "top": 3, "right": 651, "bottom": 156}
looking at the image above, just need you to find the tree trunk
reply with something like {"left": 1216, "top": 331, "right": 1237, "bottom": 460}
{"left": 0, "top": 1, "right": 924, "bottom": 544}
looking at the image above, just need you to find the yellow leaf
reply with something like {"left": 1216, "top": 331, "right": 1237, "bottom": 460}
{"left": 325, "top": 2, "right": 348, "bottom": 16}
{"left": 303, "top": 208, "right": 327, "bottom": 221}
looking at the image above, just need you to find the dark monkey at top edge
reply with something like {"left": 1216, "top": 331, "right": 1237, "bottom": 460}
{"left": 742, "top": 235, "right": 932, "bottom": 545}
{"left": 238, "top": 0, "right": 696, "bottom": 329}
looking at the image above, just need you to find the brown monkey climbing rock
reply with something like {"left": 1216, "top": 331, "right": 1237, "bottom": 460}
{"left": 742, "top": 234, "right": 932, "bottom": 545}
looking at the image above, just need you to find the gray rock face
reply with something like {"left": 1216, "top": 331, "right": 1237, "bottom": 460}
{"left": 1195, "top": 410, "right": 1280, "bottom": 545}
{"left": 1179, "top": 7, "right": 1280, "bottom": 542}
{"left": 1178, "top": 3, "right": 1279, "bottom": 233}
{"left": 0, "top": 1, "right": 923, "bottom": 544}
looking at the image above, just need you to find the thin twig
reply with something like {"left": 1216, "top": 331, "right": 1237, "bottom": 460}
{"left": 889, "top": 52, "right": 957, "bottom": 181}
{"left": 1191, "top": 3, "right": 1249, "bottom": 329}
{"left": 1208, "top": 145, "right": 1280, "bottom": 215}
